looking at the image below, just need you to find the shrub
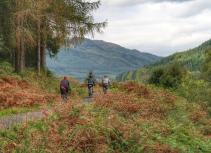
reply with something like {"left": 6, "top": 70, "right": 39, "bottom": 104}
{"left": 148, "top": 67, "right": 164, "bottom": 85}
{"left": 149, "top": 63, "right": 187, "bottom": 89}
{"left": 202, "top": 50, "right": 211, "bottom": 82}
{"left": 177, "top": 74, "right": 211, "bottom": 107}
{"left": 0, "top": 61, "right": 14, "bottom": 77}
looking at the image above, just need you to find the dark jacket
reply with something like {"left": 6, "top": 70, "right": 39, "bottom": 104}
{"left": 60, "top": 79, "right": 70, "bottom": 94}
{"left": 87, "top": 77, "right": 95, "bottom": 86}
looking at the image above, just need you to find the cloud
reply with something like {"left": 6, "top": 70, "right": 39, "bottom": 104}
{"left": 104, "top": 0, "right": 193, "bottom": 7}
{"left": 91, "top": 0, "right": 211, "bottom": 56}
{"left": 177, "top": 0, "right": 211, "bottom": 17}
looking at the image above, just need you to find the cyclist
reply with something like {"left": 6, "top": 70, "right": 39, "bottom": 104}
{"left": 86, "top": 71, "right": 95, "bottom": 97}
{"left": 102, "top": 75, "right": 110, "bottom": 94}
{"left": 60, "top": 76, "right": 70, "bottom": 102}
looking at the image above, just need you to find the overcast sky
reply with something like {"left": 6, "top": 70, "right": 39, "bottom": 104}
{"left": 89, "top": 0, "right": 211, "bottom": 56}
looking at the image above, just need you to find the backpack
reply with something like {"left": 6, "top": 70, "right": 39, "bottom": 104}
{"left": 60, "top": 80, "right": 69, "bottom": 89}
{"left": 103, "top": 78, "right": 109, "bottom": 84}
{"left": 88, "top": 78, "right": 94, "bottom": 85}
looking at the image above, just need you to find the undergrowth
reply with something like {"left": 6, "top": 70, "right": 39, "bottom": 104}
{"left": 0, "top": 106, "right": 40, "bottom": 118}
{"left": 0, "top": 61, "right": 58, "bottom": 93}
{"left": 0, "top": 81, "right": 211, "bottom": 153}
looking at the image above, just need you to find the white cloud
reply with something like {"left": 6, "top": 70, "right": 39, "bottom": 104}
{"left": 104, "top": 0, "right": 193, "bottom": 7}
{"left": 90, "top": 0, "right": 211, "bottom": 56}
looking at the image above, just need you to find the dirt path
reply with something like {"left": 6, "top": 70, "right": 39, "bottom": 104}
{"left": 81, "top": 96, "right": 94, "bottom": 103}
{"left": 81, "top": 87, "right": 104, "bottom": 104}
{"left": 0, "top": 89, "right": 103, "bottom": 130}
{"left": 0, "top": 96, "right": 91, "bottom": 130}
{"left": 0, "top": 109, "right": 53, "bottom": 129}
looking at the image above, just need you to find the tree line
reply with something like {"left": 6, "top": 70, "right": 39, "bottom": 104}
{"left": 0, "top": 0, "right": 106, "bottom": 74}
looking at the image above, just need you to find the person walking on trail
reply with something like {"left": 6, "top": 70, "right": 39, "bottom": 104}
{"left": 86, "top": 71, "right": 96, "bottom": 97}
{"left": 60, "top": 76, "right": 70, "bottom": 102}
{"left": 102, "top": 75, "right": 110, "bottom": 94}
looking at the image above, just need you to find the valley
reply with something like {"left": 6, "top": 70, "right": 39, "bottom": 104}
{"left": 47, "top": 39, "right": 161, "bottom": 80}
{"left": 0, "top": 0, "right": 211, "bottom": 152}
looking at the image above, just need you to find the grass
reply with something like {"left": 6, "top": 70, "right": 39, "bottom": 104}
{"left": 1, "top": 82, "right": 210, "bottom": 153}
{"left": 0, "top": 60, "right": 211, "bottom": 152}
{"left": 0, "top": 106, "right": 40, "bottom": 118}
{"left": 0, "top": 61, "right": 59, "bottom": 93}
{"left": 176, "top": 74, "right": 211, "bottom": 108}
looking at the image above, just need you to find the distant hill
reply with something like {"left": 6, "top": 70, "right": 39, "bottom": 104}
{"left": 46, "top": 39, "right": 161, "bottom": 80}
{"left": 117, "top": 39, "right": 211, "bottom": 82}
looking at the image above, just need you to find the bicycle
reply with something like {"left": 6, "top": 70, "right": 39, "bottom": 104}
{"left": 61, "top": 87, "right": 68, "bottom": 102}
{"left": 88, "top": 84, "right": 94, "bottom": 97}
{"left": 103, "top": 84, "right": 109, "bottom": 94}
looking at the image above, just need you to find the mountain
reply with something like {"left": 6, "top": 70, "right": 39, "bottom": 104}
{"left": 153, "top": 39, "right": 211, "bottom": 71}
{"left": 117, "top": 39, "right": 211, "bottom": 82}
{"left": 46, "top": 39, "right": 161, "bottom": 80}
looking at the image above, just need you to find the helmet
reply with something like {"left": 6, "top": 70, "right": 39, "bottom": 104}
{"left": 88, "top": 71, "right": 93, "bottom": 78}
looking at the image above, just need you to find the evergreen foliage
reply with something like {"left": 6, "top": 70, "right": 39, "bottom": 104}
{"left": 117, "top": 39, "right": 211, "bottom": 82}
{"left": 149, "top": 63, "right": 187, "bottom": 88}
{"left": 0, "top": 0, "right": 106, "bottom": 73}
{"left": 202, "top": 50, "right": 211, "bottom": 82}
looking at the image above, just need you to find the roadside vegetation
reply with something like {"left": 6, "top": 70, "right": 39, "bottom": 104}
{"left": 0, "top": 60, "right": 85, "bottom": 117}
{"left": 0, "top": 50, "right": 210, "bottom": 152}
{"left": 118, "top": 49, "right": 211, "bottom": 114}
{"left": 148, "top": 50, "right": 211, "bottom": 110}
{"left": 0, "top": 61, "right": 57, "bottom": 111}
{"left": 1, "top": 82, "right": 211, "bottom": 153}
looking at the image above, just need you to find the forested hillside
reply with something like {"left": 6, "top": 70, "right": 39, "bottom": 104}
{"left": 154, "top": 39, "right": 211, "bottom": 71}
{"left": 117, "top": 39, "right": 211, "bottom": 82}
{"left": 47, "top": 39, "right": 161, "bottom": 80}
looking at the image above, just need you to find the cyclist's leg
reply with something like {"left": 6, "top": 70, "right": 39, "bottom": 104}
{"left": 105, "top": 86, "right": 107, "bottom": 94}
{"left": 61, "top": 88, "right": 68, "bottom": 102}
{"left": 61, "top": 88, "right": 65, "bottom": 101}
{"left": 65, "top": 95, "right": 68, "bottom": 102}
{"left": 88, "top": 86, "right": 91, "bottom": 97}
{"left": 90, "top": 86, "right": 94, "bottom": 97}
{"left": 63, "top": 93, "right": 67, "bottom": 102}
{"left": 103, "top": 85, "right": 105, "bottom": 93}
{"left": 104, "top": 86, "right": 107, "bottom": 94}
{"left": 106, "top": 84, "right": 109, "bottom": 93}
{"left": 65, "top": 89, "right": 68, "bottom": 101}
{"left": 103, "top": 84, "right": 108, "bottom": 94}
{"left": 90, "top": 85, "right": 93, "bottom": 95}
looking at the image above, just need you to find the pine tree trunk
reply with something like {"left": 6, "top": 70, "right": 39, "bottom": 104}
{"left": 15, "top": 13, "right": 25, "bottom": 73}
{"left": 18, "top": 18, "right": 25, "bottom": 73}
{"left": 37, "top": 21, "right": 41, "bottom": 75}
{"left": 20, "top": 37, "right": 25, "bottom": 72}
{"left": 15, "top": 49, "right": 19, "bottom": 72}
{"left": 40, "top": 41, "right": 46, "bottom": 71}
{"left": 15, "top": 17, "right": 21, "bottom": 73}
{"left": 12, "top": 51, "right": 15, "bottom": 68}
